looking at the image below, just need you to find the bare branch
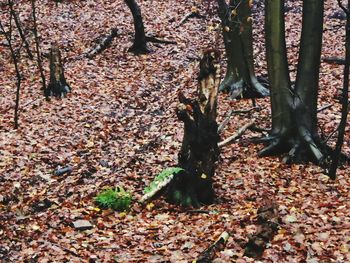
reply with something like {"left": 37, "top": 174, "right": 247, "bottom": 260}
{"left": 218, "top": 120, "right": 255, "bottom": 148}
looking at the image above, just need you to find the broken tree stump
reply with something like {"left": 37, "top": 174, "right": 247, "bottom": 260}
{"left": 45, "top": 44, "right": 71, "bottom": 98}
{"left": 166, "top": 50, "right": 221, "bottom": 207}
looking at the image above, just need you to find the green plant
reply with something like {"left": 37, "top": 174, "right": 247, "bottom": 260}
{"left": 95, "top": 186, "right": 132, "bottom": 211}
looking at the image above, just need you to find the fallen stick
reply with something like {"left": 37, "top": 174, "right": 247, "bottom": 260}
{"left": 322, "top": 56, "right": 346, "bottom": 65}
{"left": 86, "top": 28, "right": 119, "bottom": 58}
{"left": 317, "top": 103, "right": 333, "bottom": 112}
{"left": 218, "top": 107, "right": 258, "bottom": 133}
{"left": 196, "top": 231, "right": 230, "bottom": 262}
{"left": 218, "top": 120, "right": 255, "bottom": 148}
{"left": 177, "top": 9, "right": 205, "bottom": 28}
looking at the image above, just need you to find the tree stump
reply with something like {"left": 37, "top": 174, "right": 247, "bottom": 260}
{"left": 167, "top": 50, "right": 220, "bottom": 207}
{"left": 45, "top": 44, "right": 71, "bottom": 98}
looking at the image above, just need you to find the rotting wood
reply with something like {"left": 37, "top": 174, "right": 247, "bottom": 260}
{"left": 86, "top": 28, "right": 119, "bottom": 59}
{"left": 196, "top": 231, "right": 230, "bottom": 262}
{"left": 244, "top": 202, "right": 279, "bottom": 259}
{"left": 45, "top": 44, "right": 71, "bottom": 98}
{"left": 166, "top": 50, "right": 220, "bottom": 207}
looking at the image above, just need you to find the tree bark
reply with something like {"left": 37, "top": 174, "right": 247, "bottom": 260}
{"left": 0, "top": 19, "right": 21, "bottom": 129}
{"left": 124, "top": 0, "right": 150, "bottom": 54}
{"left": 260, "top": 0, "right": 324, "bottom": 164}
{"left": 9, "top": 1, "right": 33, "bottom": 60}
{"left": 31, "top": 0, "right": 46, "bottom": 93}
{"left": 217, "top": 0, "right": 269, "bottom": 99}
{"left": 329, "top": 0, "right": 350, "bottom": 179}
{"left": 46, "top": 44, "right": 71, "bottom": 97}
{"left": 167, "top": 50, "right": 220, "bottom": 207}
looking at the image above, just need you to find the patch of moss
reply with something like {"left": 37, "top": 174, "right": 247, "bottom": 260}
{"left": 143, "top": 167, "right": 184, "bottom": 195}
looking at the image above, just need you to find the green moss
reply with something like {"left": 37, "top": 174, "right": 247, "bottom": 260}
{"left": 143, "top": 167, "right": 184, "bottom": 195}
{"left": 95, "top": 187, "right": 132, "bottom": 211}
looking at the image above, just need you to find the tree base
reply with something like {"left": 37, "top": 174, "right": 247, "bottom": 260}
{"left": 46, "top": 44, "right": 71, "bottom": 98}
{"left": 219, "top": 76, "right": 269, "bottom": 99}
{"left": 166, "top": 170, "right": 214, "bottom": 207}
{"left": 257, "top": 132, "right": 325, "bottom": 165}
{"left": 128, "top": 43, "right": 152, "bottom": 55}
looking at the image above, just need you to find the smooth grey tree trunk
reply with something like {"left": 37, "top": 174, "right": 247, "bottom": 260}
{"left": 261, "top": 0, "right": 324, "bottom": 164}
{"left": 217, "top": 0, "right": 269, "bottom": 99}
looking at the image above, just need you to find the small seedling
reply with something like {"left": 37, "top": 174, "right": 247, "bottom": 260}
{"left": 95, "top": 186, "right": 132, "bottom": 211}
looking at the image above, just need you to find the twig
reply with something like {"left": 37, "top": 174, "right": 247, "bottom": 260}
{"left": 218, "top": 107, "right": 258, "bottom": 133}
{"left": 31, "top": 0, "right": 47, "bottom": 93}
{"left": 218, "top": 120, "right": 255, "bottom": 148}
{"left": 337, "top": 0, "right": 349, "bottom": 15}
{"left": 187, "top": 210, "right": 210, "bottom": 214}
{"left": 317, "top": 103, "right": 333, "bottom": 112}
{"left": 218, "top": 110, "right": 233, "bottom": 133}
{"left": 329, "top": 0, "right": 350, "bottom": 179}
{"left": 177, "top": 9, "right": 205, "bottom": 28}
{"left": 322, "top": 56, "right": 346, "bottom": 65}
{"left": 9, "top": 2, "right": 33, "bottom": 59}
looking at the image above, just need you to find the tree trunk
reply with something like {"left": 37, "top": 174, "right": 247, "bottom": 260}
{"left": 46, "top": 44, "right": 71, "bottom": 98}
{"left": 260, "top": 0, "right": 324, "bottom": 164}
{"left": 329, "top": 0, "right": 350, "bottom": 179}
{"left": 167, "top": 50, "right": 220, "bottom": 207}
{"left": 217, "top": 0, "right": 269, "bottom": 99}
{"left": 31, "top": 0, "right": 46, "bottom": 92}
{"left": 124, "top": 0, "right": 150, "bottom": 54}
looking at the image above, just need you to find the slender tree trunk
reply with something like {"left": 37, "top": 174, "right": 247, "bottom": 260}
{"left": 167, "top": 50, "right": 220, "bottom": 207}
{"left": 261, "top": 0, "right": 324, "bottom": 163}
{"left": 217, "top": 0, "right": 269, "bottom": 99}
{"left": 124, "top": 0, "right": 150, "bottom": 54}
{"left": 0, "top": 20, "right": 21, "bottom": 129}
{"left": 31, "top": 0, "right": 46, "bottom": 93}
{"left": 329, "top": 0, "right": 350, "bottom": 179}
{"left": 9, "top": 2, "right": 33, "bottom": 60}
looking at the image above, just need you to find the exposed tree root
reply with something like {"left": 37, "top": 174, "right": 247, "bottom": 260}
{"left": 145, "top": 34, "right": 177, "bottom": 45}
{"left": 257, "top": 131, "right": 325, "bottom": 164}
{"left": 219, "top": 75, "right": 269, "bottom": 99}
{"left": 86, "top": 29, "right": 175, "bottom": 57}
{"left": 128, "top": 43, "right": 152, "bottom": 55}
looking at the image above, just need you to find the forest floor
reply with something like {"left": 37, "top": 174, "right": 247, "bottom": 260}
{"left": 0, "top": 0, "right": 349, "bottom": 262}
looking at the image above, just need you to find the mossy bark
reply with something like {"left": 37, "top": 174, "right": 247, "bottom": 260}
{"left": 167, "top": 51, "right": 220, "bottom": 207}
{"left": 260, "top": 0, "right": 324, "bottom": 164}
{"left": 218, "top": 0, "right": 269, "bottom": 99}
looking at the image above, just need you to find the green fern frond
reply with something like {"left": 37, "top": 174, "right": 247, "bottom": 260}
{"left": 95, "top": 187, "right": 132, "bottom": 211}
